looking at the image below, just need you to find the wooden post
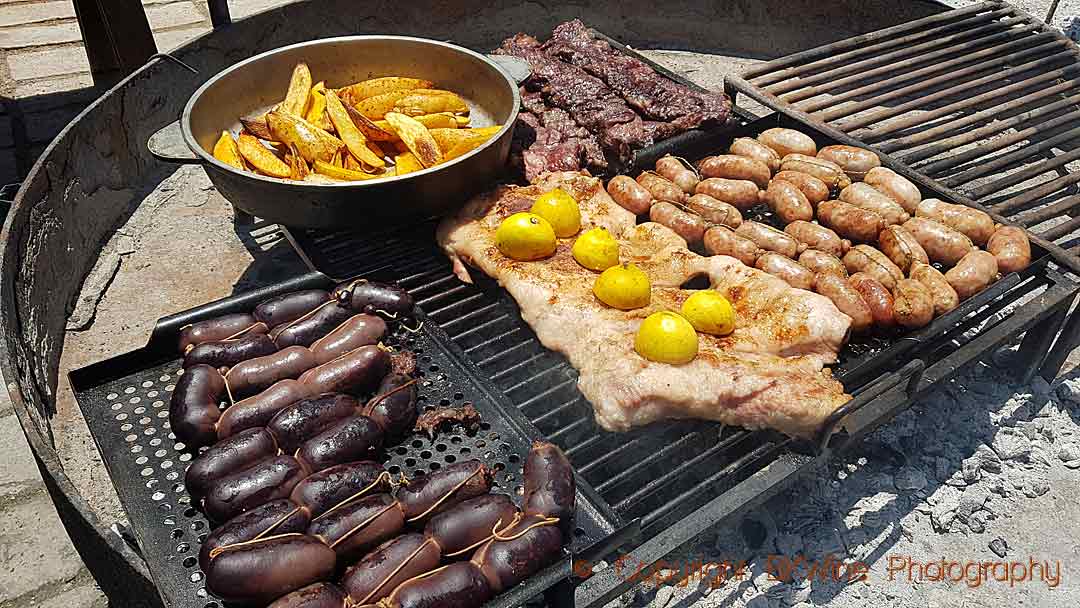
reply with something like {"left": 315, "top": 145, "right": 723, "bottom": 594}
{"left": 71, "top": 0, "right": 157, "bottom": 87}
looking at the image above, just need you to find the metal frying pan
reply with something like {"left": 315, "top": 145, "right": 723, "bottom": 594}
{"left": 148, "top": 36, "right": 524, "bottom": 228}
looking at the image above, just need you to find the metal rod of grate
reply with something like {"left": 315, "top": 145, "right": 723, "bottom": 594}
{"left": 729, "top": 2, "right": 1080, "bottom": 266}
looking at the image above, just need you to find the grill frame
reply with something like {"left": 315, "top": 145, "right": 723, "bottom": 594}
{"left": 725, "top": 1, "right": 1080, "bottom": 272}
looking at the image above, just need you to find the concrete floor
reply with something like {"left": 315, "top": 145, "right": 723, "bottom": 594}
{"left": 2, "top": 1, "right": 1080, "bottom": 607}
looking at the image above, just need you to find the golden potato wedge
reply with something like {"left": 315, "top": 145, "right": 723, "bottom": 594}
{"left": 394, "top": 92, "right": 469, "bottom": 117}
{"left": 287, "top": 143, "right": 311, "bottom": 180}
{"left": 304, "top": 173, "right": 344, "bottom": 184}
{"left": 281, "top": 62, "right": 313, "bottom": 116}
{"left": 384, "top": 112, "right": 443, "bottom": 168}
{"left": 395, "top": 152, "right": 425, "bottom": 176}
{"left": 314, "top": 160, "right": 384, "bottom": 181}
{"left": 455, "top": 115, "right": 471, "bottom": 127}
{"left": 391, "top": 140, "right": 411, "bottom": 155}
{"left": 305, "top": 82, "right": 332, "bottom": 131}
{"left": 338, "top": 77, "right": 434, "bottom": 104}
{"left": 237, "top": 133, "right": 291, "bottom": 178}
{"left": 323, "top": 89, "right": 385, "bottom": 168}
{"left": 266, "top": 111, "right": 343, "bottom": 164}
{"left": 240, "top": 115, "right": 274, "bottom": 141}
{"left": 212, "top": 131, "right": 245, "bottom": 169}
{"left": 444, "top": 135, "right": 491, "bottom": 161}
{"left": 366, "top": 140, "right": 386, "bottom": 160}
{"left": 373, "top": 112, "right": 459, "bottom": 132}
{"left": 344, "top": 154, "right": 362, "bottom": 171}
{"left": 344, "top": 104, "right": 397, "bottom": 141}
{"left": 353, "top": 90, "right": 420, "bottom": 120}
{"left": 429, "top": 126, "right": 501, "bottom": 153}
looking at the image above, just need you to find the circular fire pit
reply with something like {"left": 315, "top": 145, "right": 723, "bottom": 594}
{"left": 0, "top": 1, "right": 952, "bottom": 605}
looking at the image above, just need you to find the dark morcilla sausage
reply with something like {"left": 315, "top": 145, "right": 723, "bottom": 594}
{"left": 363, "top": 372, "right": 418, "bottom": 440}
{"left": 169, "top": 364, "right": 225, "bottom": 448}
{"left": 396, "top": 460, "right": 494, "bottom": 524}
{"left": 198, "top": 499, "right": 310, "bottom": 571}
{"left": 377, "top": 561, "right": 493, "bottom": 608}
{"left": 522, "top": 441, "right": 576, "bottom": 534}
{"left": 424, "top": 494, "right": 520, "bottom": 557}
{"left": 342, "top": 534, "right": 441, "bottom": 606}
{"left": 289, "top": 461, "right": 390, "bottom": 519}
{"left": 184, "top": 427, "right": 277, "bottom": 500}
{"left": 204, "top": 534, "right": 336, "bottom": 605}
{"left": 298, "top": 344, "right": 390, "bottom": 396}
{"left": 306, "top": 493, "right": 404, "bottom": 563}
{"left": 178, "top": 313, "right": 266, "bottom": 353}
{"left": 309, "top": 314, "right": 387, "bottom": 365}
{"left": 266, "top": 393, "right": 360, "bottom": 454}
{"left": 272, "top": 300, "right": 354, "bottom": 349}
{"left": 216, "top": 379, "right": 314, "bottom": 440}
{"left": 267, "top": 582, "right": 348, "bottom": 608}
{"left": 204, "top": 455, "right": 307, "bottom": 523}
{"left": 254, "top": 289, "right": 331, "bottom": 328}
{"left": 335, "top": 280, "right": 415, "bottom": 320}
{"left": 183, "top": 332, "right": 278, "bottom": 370}
{"left": 225, "top": 346, "right": 317, "bottom": 399}
{"left": 296, "top": 415, "right": 384, "bottom": 472}
{"left": 471, "top": 514, "right": 565, "bottom": 594}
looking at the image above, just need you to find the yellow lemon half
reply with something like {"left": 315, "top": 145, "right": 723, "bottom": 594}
{"left": 530, "top": 188, "right": 581, "bottom": 238}
{"left": 572, "top": 227, "right": 620, "bottom": 271}
{"left": 495, "top": 212, "right": 557, "bottom": 261}
{"left": 680, "top": 291, "right": 736, "bottom": 336}
{"left": 593, "top": 263, "right": 651, "bottom": 310}
{"left": 635, "top": 311, "right": 699, "bottom": 364}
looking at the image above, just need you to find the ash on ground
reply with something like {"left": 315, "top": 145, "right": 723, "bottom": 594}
{"left": 603, "top": 343, "right": 1080, "bottom": 608}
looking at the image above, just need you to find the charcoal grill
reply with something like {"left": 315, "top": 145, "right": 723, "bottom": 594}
{"left": 4, "top": 1, "right": 1080, "bottom": 607}
{"left": 726, "top": 1, "right": 1080, "bottom": 273}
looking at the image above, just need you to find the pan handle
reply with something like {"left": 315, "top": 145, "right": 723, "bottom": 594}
{"left": 486, "top": 54, "right": 531, "bottom": 84}
{"left": 147, "top": 119, "right": 201, "bottom": 164}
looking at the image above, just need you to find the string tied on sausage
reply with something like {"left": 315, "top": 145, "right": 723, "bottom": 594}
{"left": 491, "top": 514, "right": 561, "bottom": 542}
{"left": 312, "top": 471, "right": 393, "bottom": 522}
{"left": 401, "top": 319, "right": 424, "bottom": 334}
{"left": 208, "top": 532, "right": 304, "bottom": 561}
{"left": 329, "top": 502, "right": 398, "bottom": 549}
{"left": 361, "top": 377, "right": 419, "bottom": 417}
{"left": 440, "top": 515, "right": 519, "bottom": 558}
{"left": 255, "top": 504, "right": 306, "bottom": 542}
{"left": 405, "top": 463, "right": 485, "bottom": 524}
{"left": 356, "top": 537, "right": 440, "bottom": 605}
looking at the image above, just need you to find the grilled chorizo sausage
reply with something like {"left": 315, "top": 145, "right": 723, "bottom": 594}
{"left": 655, "top": 155, "right": 700, "bottom": 193}
{"left": 254, "top": 290, "right": 332, "bottom": 328}
{"left": 425, "top": 494, "right": 521, "bottom": 556}
{"left": 185, "top": 427, "right": 277, "bottom": 500}
{"left": 297, "top": 415, "right": 384, "bottom": 472}
{"left": 636, "top": 171, "right": 686, "bottom": 203}
{"left": 298, "top": 344, "right": 391, "bottom": 395}
{"left": 226, "top": 346, "right": 318, "bottom": 399}
{"left": 817, "top": 200, "right": 886, "bottom": 243}
{"left": 169, "top": 364, "right": 225, "bottom": 448}
{"left": 267, "top": 393, "right": 361, "bottom": 454}
{"left": 272, "top": 300, "right": 354, "bottom": 349}
{"left": 342, "top": 534, "right": 442, "bottom": 605}
{"left": 336, "top": 280, "right": 414, "bottom": 320}
{"left": 784, "top": 220, "right": 849, "bottom": 257}
{"left": 649, "top": 202, "right": 707, "bottom": 246}
{"left": 762, "top": 179, "right": 813, "bottom": 223}
{"left": 703, "top": 226, "right": 762, "bottom": 266}
{"left": 848, "top": 273, "right": 896, "bottom": 329}
{"left": 268, "top": 582, "right": 348, "bottom": 608}
{"left": 204, "top": 455, "right": 308, "bottom": 522}
{"left": 892, "top": 279, "right": 934, "bottom": 329}
{"left": 915, "top": 199, "right": 996, "bottom": 246}
{"left": 756, "top": 252, "right": 816, "bottom": 290}
{"left": 397, "top": 460, "right": 494, "bottom": 523}
{"left": 902, "top": 217, "right": 976, "bottom": 266}
{"left": 758, "top": 128, "right": 817, "bottom": 158}
{"left": 779, "top": 154, "right": 852, "bottom": 191}
{"left": 694, "top": 178, "right": 760, "bottom": 210}
{"left": 986, "top": 225, "right": 1032, "bottom": 274}
{"left": 686, "top": 193, "right": 742, "bottom": 228}
{"left": 178, "top": 313, "right": 266, "bottom": 353}
{"left": 698, "top": 155, "right": 771, "bottom": 188}
{"left": 944, "top": 250, "right": 999, "bottom": 300}
{"left": 606, "top": 175, "right": 653, "bottom": 215}
{"left": 205, "top": 534, "right": 336, "bottom": 605}
{"left": 306, "top": 493, "right": 404, "bottom": 562}
{"left": 736, "top": 221, "right": 803, "bottom": 258}
{"left": 289, "top": 461, "right": 390, "bottom": 519}
{"left": 909, "top": 262, "right": 960, "bottom": 317}
{"left": 842, "top": 245, "right": 903, "bottom": 291}
{"left": 864, "top": 167, "right": 921, "bottom": 213}
{"left": 216, "top": 379, "right": 314, "bottom": 440}
{"left": 183, "top": 332, "right": 278, "bottom": 370}
{"left": 771, "top": 171, "right": 829, "bottom": 208}
{"left": 199, "top": 499, "right": 311, "bottom": 571}
{"left": 839, "top": 183, "right": 910, "bottom": 226}
{"left": 729, "top": 137, "right": 781, "bottom": 173}
{"left": 814, "top": 274, "right": 872, "bottom": 333}
{"left": 877, "top": 225, "right": 929, "bottom": 273}
{"left": 817, "top": 145, "right": 880, "bottom": 181}
{"left": 522, "top": 440, "right": 576, "bottom": 533}
{"left": 798, "top": 250, "right": 848, "bottom": 278}
{"left": 309, "top": 314, "right": 387, "bottom": 365}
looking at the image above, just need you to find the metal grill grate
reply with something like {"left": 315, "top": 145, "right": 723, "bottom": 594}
{"left": 726, "top": 1, "right": 1080, "bottom": 271}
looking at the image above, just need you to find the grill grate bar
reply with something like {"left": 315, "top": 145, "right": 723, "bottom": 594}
{"left": 475, "top": 338, "right": 538, "bottom": 368}
{"left": 793, "top": 26, "right": 1050, "bottom": 112}
{"left": 900, "top": 93, "right": 1080, "bottom": 167}
{"left": 1019, "top": 195, "right": 1080, "bottom": 226}
{"left": 519, "top": 379, "right": 579, "bottom": 413}
{"left": 500, "top": 360, "right": 562, "bottom": 393}
{"left": 465, "top": 327, "right": 526, "bottom": 356}
{"left": 489, "top": 351, "right": 549, "bottom": 382}
{"left": 990, "top": 172, "right": 1080, "bottom": 213}
{"left": 832, "top": 50, "right": 1078, "bottom": 130}
{"left": 745, "top": 3, "right": 1009, "bottom": 83}
{"left": 945, "top": 126, "right": 1080, "bottom": 191}
{"left": 417, "top": 285, "right": 481, "bottom": 310}
{"left": 530, "top": 394, "right": 585, "bottom": 426}
{"left": 773, "top": 16, "right": 1033, "bottom": 98}
{"left": 436, "top": 301, "right": 502, "bottom": 330}
{"left": 594, "top": 431, "right": 710, "bottom": 495}
{"left": 1041, "top": 215, "right": 1080, "bottom": 240}
{"left": 449, "top": 313, "right": 512, "bottom": 342}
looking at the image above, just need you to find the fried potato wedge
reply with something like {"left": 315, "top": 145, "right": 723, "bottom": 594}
{"left": 373, "top": 112, "right": 459, "bottom": 132}
{"left": 344, "top": 104, "right": 397, "bottom": 141}
{"left": 286, "top": 143, "right": 311, "bottom": 180}
{"left": 394, "top": 152, "right": 424, "bottom": 176}
{"left": 212, "top": 131, "right": 245, "bottom": 169}
{"left": 281, "top": 62, "right": 313, "bottom": 116}
{"left": 444, "top": 136, "right": 490, "bottom": 161}
{"left": 305, "top": 82, "right": 333, "bottom": 131}
{"left": 393, "top": 91, "right": 469, "bottom": 116}
{"left": 240, "top": 115, "right": 274, "bottom": 141}
{"left": 237, "top": 133, "right": 291, "bottom": 178}
{"left": 266, "top": 111, "right": 343, "bottom": 163}
{"left": 313, "top": 160, "right": 384, "bottom": 181}
{"left": 384, "top": 112, "right": 442, "bottom": 167}
{"left": 338, "top": 77, "right": 434, "bottom": 104}
{"left": 429, "top": 126, "right": 501, "bottom": 153}
{"left": 353, "top": 90, "right": 420, "bottom": 120}
{"left": 366, "top": 140, "right": 386, "bottom": 160}
{"left": 324, "top": 89, "right": 385, "bottom": 168}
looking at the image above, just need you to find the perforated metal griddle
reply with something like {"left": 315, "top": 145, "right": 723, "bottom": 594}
{"left": 68, "top": 275, "right": 623, "bottom": 608}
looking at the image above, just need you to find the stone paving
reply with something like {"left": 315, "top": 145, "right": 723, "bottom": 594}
{"left": 0, "top": 1, "right": 1078, "bottom": 607}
